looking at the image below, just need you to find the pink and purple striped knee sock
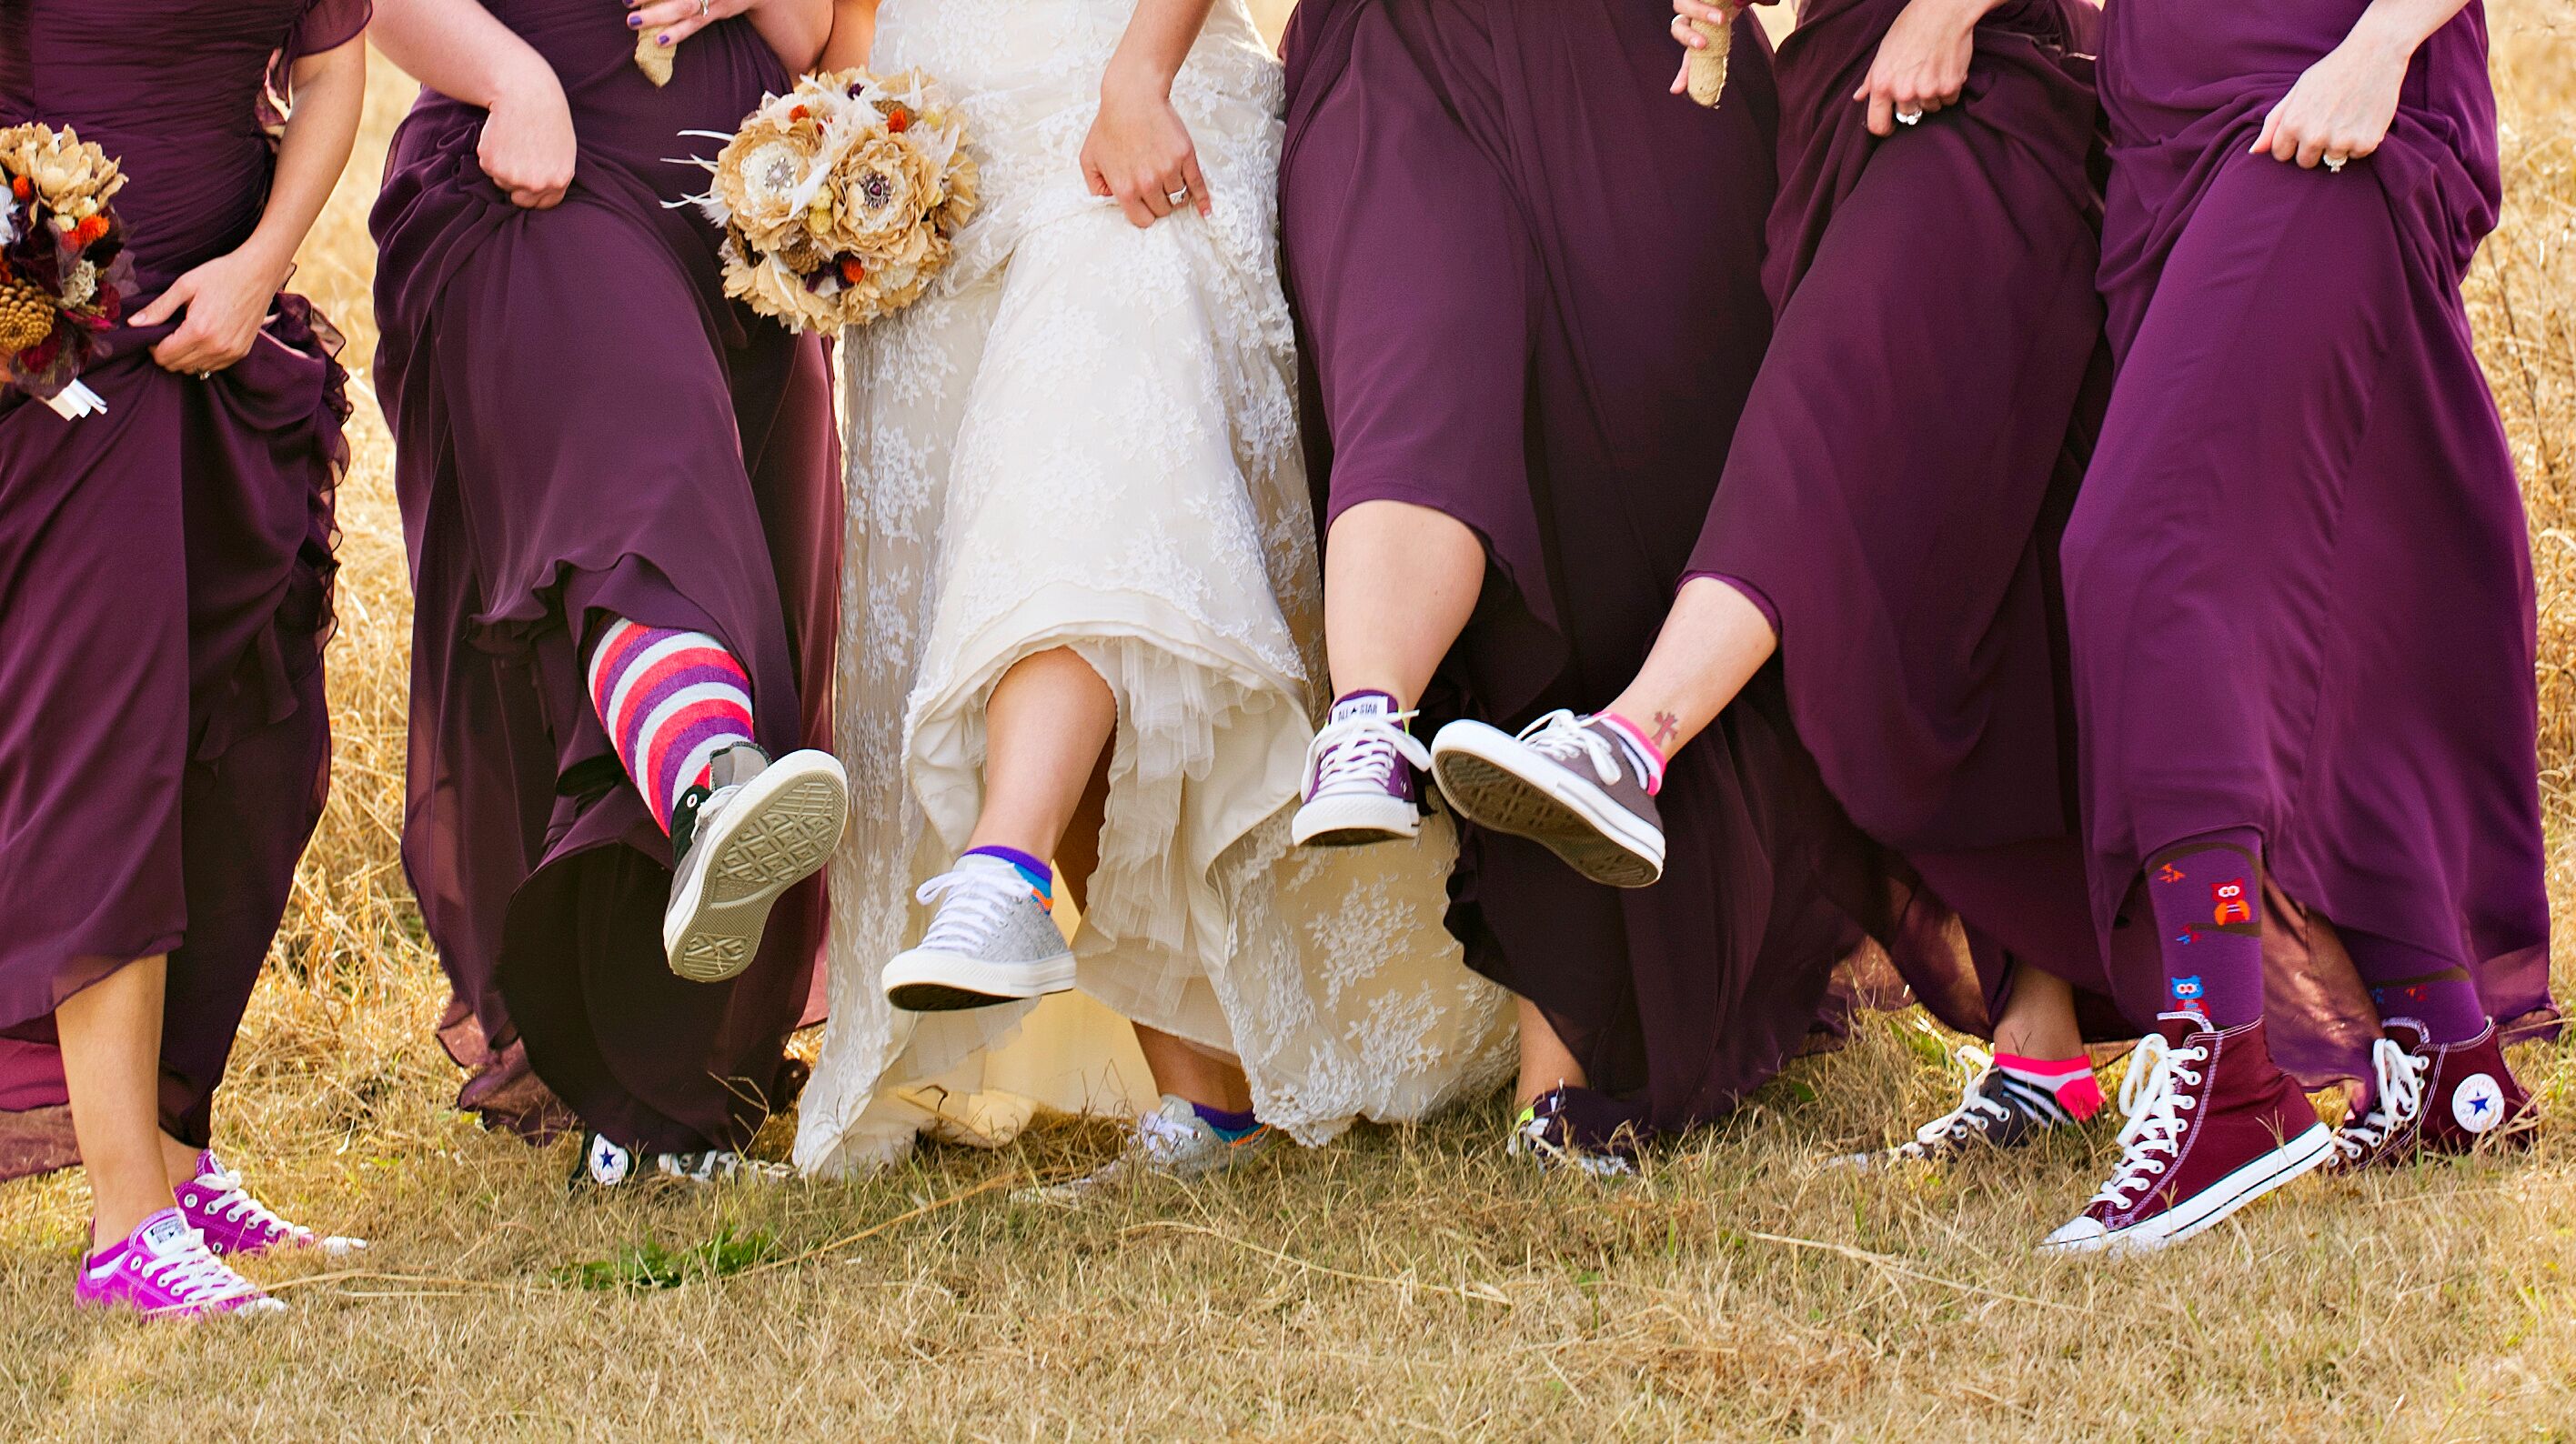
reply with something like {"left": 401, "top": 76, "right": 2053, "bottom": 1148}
{"left": 585, "top": 617, "right": 757, "bottom": 835}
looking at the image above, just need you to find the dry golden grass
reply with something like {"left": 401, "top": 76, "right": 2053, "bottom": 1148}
{"left": 6, "top": 7, "right": 2576, "bottom": 1439}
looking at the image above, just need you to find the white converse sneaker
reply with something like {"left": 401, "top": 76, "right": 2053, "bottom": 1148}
{"left": 663, "top": 745, "right": 849, "bottom": 984}
{"left": 881, "top": 854, "right": 1077, "bottom": 1011}
{"left": 1291, "top": 694, "right": 1433, "bottom": 847}
{"left": 1035, "top": 1095, "right": 1279, "bottom": 1198}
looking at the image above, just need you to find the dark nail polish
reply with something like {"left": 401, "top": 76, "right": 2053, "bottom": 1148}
{"left": 658, "top": 33, "right": 672, "bottom": 45}
{"left": 628, "top": 13, "right": 642, "bottom": 24}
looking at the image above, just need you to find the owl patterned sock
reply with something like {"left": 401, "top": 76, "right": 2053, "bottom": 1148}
{"left": 2144, "top": 827, "right": 2266, "bottom": 1030}
{"left": 2342, "top": 928, "right": 2488, "bottom": 1046}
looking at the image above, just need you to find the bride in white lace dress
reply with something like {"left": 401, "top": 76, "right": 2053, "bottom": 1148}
{"left": 794, "top": 0, "right": 1513, "bottom": 1177}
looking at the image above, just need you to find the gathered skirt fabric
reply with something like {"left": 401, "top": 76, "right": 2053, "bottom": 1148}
{"left": 371, "top": 2, "right": 840, "bottom": 1153}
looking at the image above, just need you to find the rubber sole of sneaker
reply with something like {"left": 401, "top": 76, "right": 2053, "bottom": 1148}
{"left": 664, "top": 752, "right": 850, "bottom": 983}
{"left": 882, "top": 946, "right": 1079, "bottom": 1012}
{"left": 1431, "top": 730, "right": 1665, "bottom": 887}
{"left": 1289, "top": 792, "right": 1424, "bottom": 848}
{"left": 2040, "top": 1121, "right": 2335, "bottom": 1256}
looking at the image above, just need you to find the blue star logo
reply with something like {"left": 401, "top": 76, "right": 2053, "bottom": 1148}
{"left": 2469, "top": 1095, "right": 2494, "bottom": 1115}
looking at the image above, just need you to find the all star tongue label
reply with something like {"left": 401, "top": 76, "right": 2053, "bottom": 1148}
{"left": 138, "top": 1211, "right": 195, "bottom": 1254}
{"left": 2452, "top": 1072, "right": 2506, "bottom": 1132}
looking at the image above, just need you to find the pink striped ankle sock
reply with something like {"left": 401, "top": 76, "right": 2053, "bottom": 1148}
{"left": 585, "top": 618, "right": 757, "bottom": 834}
{"left": 1591, "top": 712, "right": 1668, "bottom": 795}
{"left": 1994, "top": 1052, "right": 2104, "bottom": 1121}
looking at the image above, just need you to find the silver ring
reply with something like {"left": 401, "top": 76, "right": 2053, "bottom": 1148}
{"left": 2324, "top": 154, "right": 2348, "bottom": 173}
{"left": 1897, "top": 108, "right": 1924, "bottom": 125}
{"left": 697, "top": 0, "right": 709, "bottom": 17}
{"left": 194, "top": 369, "right": 211, "bottom": 381}
{"left": 1165, "top": 187, "right": 1190, "bottom": 206}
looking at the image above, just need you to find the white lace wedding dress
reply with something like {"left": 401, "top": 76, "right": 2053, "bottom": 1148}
{"left": 792, "top": 0, "right": 1514, "bottom": 1176}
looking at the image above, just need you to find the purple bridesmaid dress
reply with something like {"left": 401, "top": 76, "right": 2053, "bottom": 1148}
{"left": 371, "top": 1, "right": 840, "bottom": 1154}
{"left": 1283, "top": 0, "right": 1884, "bottom": 1138}
{"left": 0, "top": 0, "right": 363, "bottom": 1179}
{"left": 1684, "top": 0, "right": 2139, "bottom": 1046}
{"left": 2062, "top": 0, "right": 2554, "bottom": 1075}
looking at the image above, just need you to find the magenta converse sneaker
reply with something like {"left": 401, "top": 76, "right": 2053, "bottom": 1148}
{"left": 75, "top": 1208, "right": 283, "bottom": 1319}
{"left": 175, "top": 1151, "right": 365, "bottom": 1258}
{"left": 2041, "top": 1015, "right": 2333, "bottom": 1256}
{"left": 2328, "top": 1020, "right": 2536, "bottom": 1171}
{"left": 1292, "top": 693, "right": 1432, "bottom": 847}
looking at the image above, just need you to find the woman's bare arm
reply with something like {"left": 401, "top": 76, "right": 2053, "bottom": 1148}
{"left": 1079, "top": 0, "right": 1219, "bottom": 226}
{"left": 819, "top": 0, "right": 880, "bottom": 71}
{"left": 371, "top": 0, "right": 577, "bottom": 207}
{"left": 2254, "top": 0, "right": 2475, "bottom": 166}
{"left": 132, "top": 35, "right": 369, "bottom": 370}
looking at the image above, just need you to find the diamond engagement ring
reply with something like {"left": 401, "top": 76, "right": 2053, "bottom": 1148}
{"left": 697, "top": 0, "right": 709, "bottom": 17}
{"left": 1897, "top": 108, "right": 1924, "bottom": 125}
{"left": 1166, "top": 187, "right": 1190, "bottom": 206}
{"left": 2325, "top": 154, "right": 2348, "bottom": 173}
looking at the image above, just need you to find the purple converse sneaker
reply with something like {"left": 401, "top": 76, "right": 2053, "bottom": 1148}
{"left": 1431, "top": 711, "right": 1666, "bottom": 887}
{"left": 1292, "top": 692, "right": 1432, "bottom": 847}
{"left": 175, "top": 1151, "right": 365, "bottom": 1258}
{"left": 75, "top": 1207, "right": 283, "bottom": 1319}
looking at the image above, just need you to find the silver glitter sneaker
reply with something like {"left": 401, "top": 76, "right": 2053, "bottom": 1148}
{"left": 1431, "top": 711, "right": 1665, "bottom": 887}
{"left": 881, "top": 853, "right": 1078, "bottom": 1011}
{"left": 664, "top": 744, "right": 849, "bottom": 983}
{"left": 569, "top": 1130, "right": 796, "bottom": 1190}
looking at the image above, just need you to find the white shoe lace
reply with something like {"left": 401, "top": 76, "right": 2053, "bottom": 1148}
{"left": 193, "top": 1162, "right": 311, "bottom": 1246}
{"left": 2087, "top": 1034, "right": 2209, "bottom": 1211}
{"left": 1909, "top": 1047, "right": 2011, "bottom": 1147}
{"left": 1516, "top": 710, "right": 1625, "bottom": 785}
{"left": 2332, "top": 1036, "right": 2429, "bottom": 1163}
{"left": 1305, "top": 709, "right": 1430, "bottom": 797}
{"left": 914, "top": 863, "right": 1031, "bottom": 953}
{"left": 142, "top": 1230, "right": 262, "bottom": 1309}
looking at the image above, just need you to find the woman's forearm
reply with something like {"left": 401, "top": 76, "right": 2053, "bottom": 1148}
{"left": 370, "top": 0, "right": 554, "bottom": 109}
{"left": 818, "top": 0, "right": 878, "bottom": 70}
{"left": 238, "top": 37, "right": 367, "bottom": 291}
{"left": 750, "top": 0, "right": 836, "bottom": 72}
{"left": 2348, "top": 0, "right": 2474, "bottom": 55}
{"left": 1105, "top": 0, "right": 1218, "bottom": 94}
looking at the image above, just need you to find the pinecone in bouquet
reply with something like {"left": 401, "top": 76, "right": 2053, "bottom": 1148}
{"left": 1686, "top": 4, "right": 1736, "bottom": 108}
{"left": 0, "top": 123, "right": 135, "bottom": 417}
{"left": 687, "top": 70, "right": 979, "bottom": 333}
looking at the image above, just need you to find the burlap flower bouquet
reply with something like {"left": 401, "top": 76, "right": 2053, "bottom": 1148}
{"left": 685, "top": 70, "right": 978, "bottom": 333}
{"left": 0, "top": 124, "right": 135, "bottom": 418}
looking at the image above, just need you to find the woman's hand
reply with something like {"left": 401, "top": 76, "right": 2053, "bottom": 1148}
{"left": 131, "top": 246, "right": 294, "bottom": 375}
{"left": 1852, "top": 0, "right": 1986, "bottom": 136}
{"left": 2252, "top": 28, "right": 2409, "bottom": 169}
{"left": 628, "top": 0, "right": 751, "bottom": 51}
{"left": 1080, "top": 63, "right": 1210, "bottom": 229}
{"left": 479, "top": 62, "right": 579, "bottom": 208}
{"left": 1666, "top": 0, "right": 1737, "bottom": 95}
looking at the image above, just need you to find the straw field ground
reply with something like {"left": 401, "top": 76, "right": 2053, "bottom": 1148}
{"left": 5, "top": 3, "right": 2575, "bottom": 1439}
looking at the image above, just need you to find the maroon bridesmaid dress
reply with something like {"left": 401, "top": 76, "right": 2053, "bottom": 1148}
{"left": 370, "top": 0, "right": 840, "bottom": 1155}
{"left": 1283, "top": 0, "right": 1883, "bottom": 1138}
{"left": 2063, "top": 0, "right": 2553, "bottom": 1075}
{"left": 0, "top": 0, "right": 364, "bottom": 1179}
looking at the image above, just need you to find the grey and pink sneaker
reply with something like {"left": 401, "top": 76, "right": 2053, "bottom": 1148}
{"left": 176, "top": 1150, "right": 365, "bottom": 1258}
{"left": 1431, "top": 711, "right": 1666, "bottom": 887}
{"left": 1291, "top": 692, "right": 1433, "bottom": 847}
{"left": 75, "top": 1207, "right": 283, "bottom": 1319}
{"left": 2041, "top": 1014, "right": 2333, "bottom": 1256}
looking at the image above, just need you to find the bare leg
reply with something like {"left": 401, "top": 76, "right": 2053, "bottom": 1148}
{"left": 1324, "top": 500, "right": 1484, "bottom": 707}
{"left": 56, "top": 957, "right": 176, "bottom": 1248}
{"left": 1514, "top": 995, "right": 1587, "bottom": 1107}
{"left": 1133, "top": 1025, "right": 1254, "bottom": 1113}
{"left": 1597, "top": 577, "right": 1777, "bottom": 757}
{"left": 160, "top": 1133, "right": 206, "bottom": 1190}
{"left": 964, "top": 647, "right": 1117, "bottom": 859}
{"left": 1991, "top": 962, "right": 2085, "bottom": 1060}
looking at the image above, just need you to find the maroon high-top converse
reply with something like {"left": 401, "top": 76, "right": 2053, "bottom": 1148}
{"left": 2042, "top": 1014, "right": 2333, "bottom": 1256}
{"left": 2327, "top": 1020, "right": 2535, "bottom": 1171}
